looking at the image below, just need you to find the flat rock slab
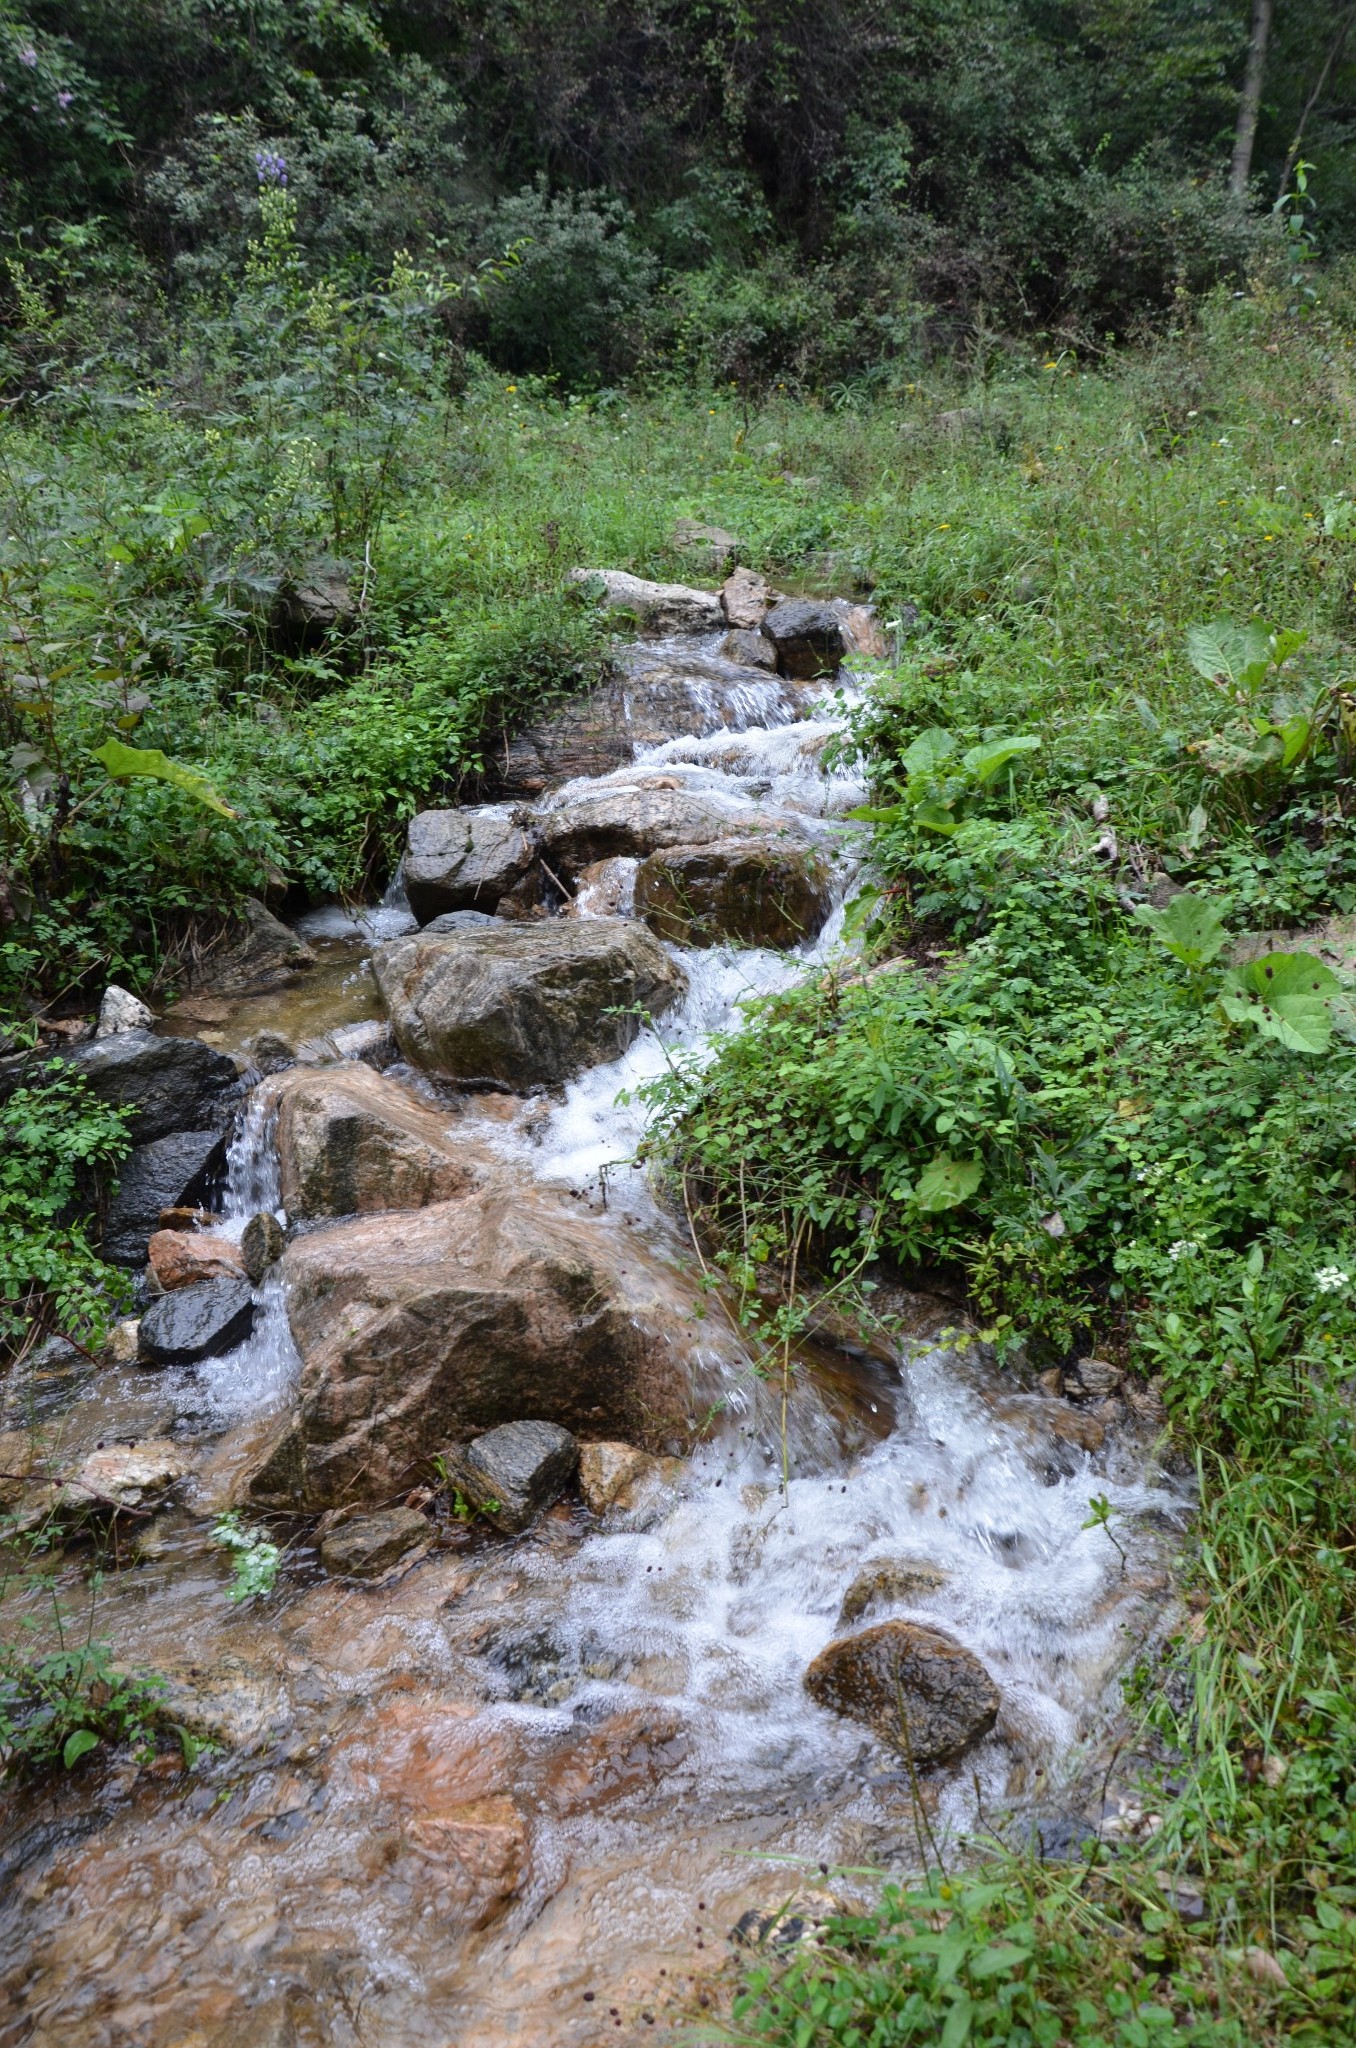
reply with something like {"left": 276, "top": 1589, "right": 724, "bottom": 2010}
{"left": 261, "top": 1062, "right": 489, "bottom": 1218}
{"left": 65, "top": 1029, "right": 239, "bottom": 1145}
{"left": 568, "top": 567, "right": 722, "bottom": 633}
{"left": 320, "top": 1506, "right": 432, "bottom": 1579}
{"left": 634, "top": 837, "right": 833, "bottom": 949}
{"left": 139, "top": 1277, "right": 255, "bottom": 1366}
{"left": 102, "top": 1128, "right": 228, "bottom": 1267}
{"left": 533, "top": 783, "right": 781, "bottom": 878}
{"left": 64, "top": 1440, "right": 192, "bottom": 1513}
{"left": 443, "top": 1420, "right": 579, "bottom": 1532}
{"left": 804, "top": 1621, "right": 1000, "bottom": 1768}
{"left": 371, "top": 920, "right": 686, "bottom": 1089}
{"left": 404, "top": 806, "right": 535, "bottom": 924}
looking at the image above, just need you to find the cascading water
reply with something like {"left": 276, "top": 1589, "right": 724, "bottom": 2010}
{"left": 0, "top": 629, "right": 1188, "bottom": 2048}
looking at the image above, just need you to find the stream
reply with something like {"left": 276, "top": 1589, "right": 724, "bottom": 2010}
{"left": 0, "top": 631, "right": 1190, "bottom": 2047}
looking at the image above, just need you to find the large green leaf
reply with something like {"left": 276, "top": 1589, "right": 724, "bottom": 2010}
{"left": 915, "top": 1153, "right": 984, "bottom": 1212}
{"left": 1219, "top": 951, "right": 1340, "bottom": 1054}
{"left": 92, "top": 738, "right": 236, "bottom": 819}
{"left": 1132, "top": 891, "right": 1229, "bottom": 970}
{"left": 62, "top": 1728, "right": 99, "bottom": 1769}
{"left": 1186, "top": 620, "right": 1271, "bottom": 693}
{"left": 961, "top": 734, "right": 1041, "bottom": 786}
{"left": 901, "top": 727, "right": 958, "bottom": 778}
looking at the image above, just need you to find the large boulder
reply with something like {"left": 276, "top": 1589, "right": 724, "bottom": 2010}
{"left": 371, "top": 921, "right": 686, "bottom": 1089}
{"left": 804, "top": 1621, "right": 1000, "bottom": 1768}
{"left": 634, "top": 838, "right": 834, "bottom": 949}
{"left": 568, "top": 567, "right": 721, "bottom": 633}
{"left": 245, "top": 1189, "right": 732, "bottom": 1508}
{"left": 532, "top": 782, "right": 779, "bottom": 878}
{"left": 138, "top": 1277, "right": 255, "bottom": 1366}
{"left": 260, "top": 1063, "right": 489, "bottom": 1218}
{"left": 403, "top": 806, "right": 536, "bottom": 924}
{"left": 101, "top": 1128, "right": 228, "bottom": 1267}
{"left": 760, "top": 599, "right": 849, "bottom": 680}
{"left": 721, "top": 567, "right": 774, "bottom": 630}
{"left": 64, "top": 1029, "right": 238, "bottom": 1144}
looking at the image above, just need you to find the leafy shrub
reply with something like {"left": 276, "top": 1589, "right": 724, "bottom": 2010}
{"left": 0, "top": 1622, "right": 166, "bottom": 1778}
{"left": 472, "top": 181, "right": 657, "bottom": 389}
{"left": 0, "top": 1065, "right": 131, "bottom": 1363}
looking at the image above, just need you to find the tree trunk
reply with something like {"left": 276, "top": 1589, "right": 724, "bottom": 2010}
{"left": 1230, "top": 0, "right": 1275, "bottom": 198}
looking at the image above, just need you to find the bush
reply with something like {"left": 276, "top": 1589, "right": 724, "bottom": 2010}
{"left": 472, "top": 180, "right": 656, "bottom": 389}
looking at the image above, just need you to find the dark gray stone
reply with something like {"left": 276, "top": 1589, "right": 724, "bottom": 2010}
{"left": 103, "top": 1130, "right": 228, "bottom": 1268}
{"left": 443, "top": 1420, "right": 579, "bottom": 1532}
{"left": 760, "top": 599, "right": 848, "bottom": 680}
{"left": 804, "top": 1621, "right": 1000, "bottom": 1768}
{"left": 319, "top": 1507, "right": 430, "bottom": 1579}
{"left": 720, "top": 628, "right": 778, "bottom": 671}
{"left": 138, "top": 1278, "right": 255, "bottom": 1366}
{"left": 65, "top": 1029, "right": 239, "bottom": 1143}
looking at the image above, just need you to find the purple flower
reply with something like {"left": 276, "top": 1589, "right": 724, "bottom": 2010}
{"left": 253, "top": 148, "right": 288, "bottom": 188}
{"left": 19, "top": 46, "right": 37, "bottom": 67}
{"left": 56, "top": 89, "right": 72, "bottom": 108}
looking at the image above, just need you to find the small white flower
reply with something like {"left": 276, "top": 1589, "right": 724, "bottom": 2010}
{"left": 1167, "top": 1239, "right": 1198, "bottom": 1262}
{"left": 1315, "top": 1266, "right": 1350, "bottom": 1295}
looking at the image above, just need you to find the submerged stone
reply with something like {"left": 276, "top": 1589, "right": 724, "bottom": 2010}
{"left": 441, "top": 1420, "right": 579, "bottom": 1532}
{"left": 320, "top": 1507, "right": 431, "bottom": 1579}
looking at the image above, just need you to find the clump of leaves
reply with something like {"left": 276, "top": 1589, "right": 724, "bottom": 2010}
{"left": 212, "top": 1511, "right": 282, "bottom": 1601}
{"left": 0, "top": 1588, "right": 165, "bottom": 1778}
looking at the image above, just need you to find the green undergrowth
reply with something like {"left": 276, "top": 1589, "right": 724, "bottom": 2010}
{"left": 646, "top": 307, "right": 1356, "bottom": 2042}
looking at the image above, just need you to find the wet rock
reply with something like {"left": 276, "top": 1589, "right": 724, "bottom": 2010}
{"left": 720, "top": 627, "right": 778, "bottom": 671}
{"left": 832, "top": 600, "right": 889, "bottom": 659}
{"left": 319, "top": 1506, "right": 431, "bottom": 1579}
{"left": 245, "top": 1188, "right": 731, "bottom": 1507}
{"left": 151, "top": 1653, "right": 292, "bottom": 1752}
{"left": 761, "top": 599, "right": 849, "bottom": 679}
{"left": 103, "top": 1317, "right": 141, "bottom": 1364}
{"left": 0, "top": 1429, "right": 41, "bottom": 1508}
{"left": 441, "top": 1420, "right": 579, "bottom": 1532}
{"left": 148, "top": 1228, "right": 246, "bottom": 1292}
{"left": 139, "top": 1277, "right": 255, "bottom": 1366}
{"left": 568, "top": 567, "right": 722, "bottom": 633}
{"left": 64, "top": 1440, "right": 192, "bottom": 1513}
{"left": 1067, "top": 1357, "right": 1124, "bottom": 1401}
{"left": 241, "top": 1211, "right": 286, "bottom": 1282}
{"left": 533, "top": 782, "right": 778, "bottom": 877}
{"left": 193, "top": 898, "right": 317, "bottom": 997}
{"left": 838, "top": 1557, "right": 950, "bottom": 1625}
{"left": 102, "top": 1128, "right": 228, "bottom": 1266}
{"left": 404, "top": 806, "right": 536, "bottom": 924}
{"left": 96, "top": 984, "right": 154, "bottom": 1038}
{"left": 804, "top": 1621, "right": 1000, "bottom": 1767}
{"left": 567, "top": 857, "right": 637, "bottom": 919}
{"left": 721, "top": 567, "right": 773, "bottom": 630}
{"left": 64, "top": 1029, "right": 238, "bottom": 1145}
{"left": 241, "top": 1028, "right": 296, "bottom": 1075}
{"left": 578, "top": 1440, "right": 674, "bottom": 1519}
{"left": 295, "top": 1018, "right": 396, "bottom": 1070}
{"left": 262, "top": 1062, "right": 488, "bottom": 1217}
{"left": 371, "top": 920, "right": 686, "bottom": 1089}
{"left": 634, "top": 837, "right": 833, "bottom": 949}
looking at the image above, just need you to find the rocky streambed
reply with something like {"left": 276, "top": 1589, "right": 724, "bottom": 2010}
{"left": 0, "top": 576, "right": 1189, "bottom": 2046}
